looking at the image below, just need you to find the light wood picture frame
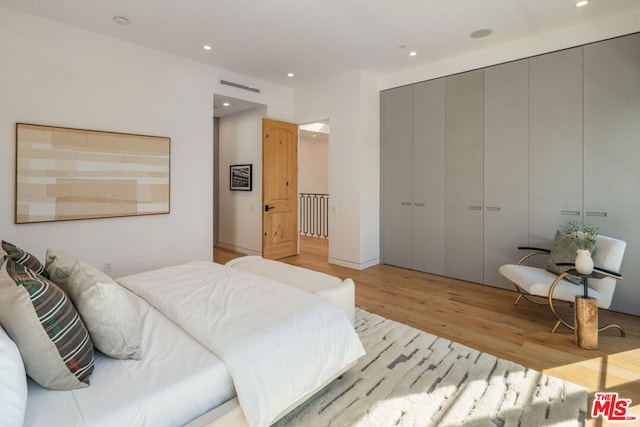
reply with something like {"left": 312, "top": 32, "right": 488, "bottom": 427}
{"left": 15, "top": 123, "right": 171, "bottom": 224}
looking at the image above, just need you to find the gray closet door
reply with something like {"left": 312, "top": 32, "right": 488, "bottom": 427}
{"left": 381, "top": 86, "right": 413, "bottom": 268}
{"left": 483, "top": 59, "right": 529, "bottom": 289}
{"left": 529, "top": 47, "right": 583, "bottom": 248}
{"left": 584, "top": 33, "right": 640, "bottom": 314}
{"left": 445, "top": 69, "right": 484, "bottom": 283}
{"left": 412, "top": 79, "right": 446, "bottom": 274}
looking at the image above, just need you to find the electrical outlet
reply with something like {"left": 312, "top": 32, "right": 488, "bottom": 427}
{"left": 103, "top": 262, "right": 112, "bottom": 272}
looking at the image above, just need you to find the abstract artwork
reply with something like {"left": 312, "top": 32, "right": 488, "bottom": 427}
{"left": 15, "top": 123, "right": 170, "bottom": 223}
{"left": 230, "top": 164, "right": 252, "bottom": 191}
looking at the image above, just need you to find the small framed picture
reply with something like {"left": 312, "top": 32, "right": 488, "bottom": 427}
{"left": 230, "top": 164, "right": 252, "bottom": 191}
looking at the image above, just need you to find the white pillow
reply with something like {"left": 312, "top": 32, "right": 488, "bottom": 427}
{"left": 0, "top": 325, "right": 28, "bottom": 427}
{"left": 46, "top": 249, "right": 142, "bottom": 360}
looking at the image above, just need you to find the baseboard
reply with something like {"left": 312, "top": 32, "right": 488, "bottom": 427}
{"left": 216, "top": 242, "right": 261, "bottom": 256}
{"left": 329, "top": 257, "right": 380, "bottom": 270}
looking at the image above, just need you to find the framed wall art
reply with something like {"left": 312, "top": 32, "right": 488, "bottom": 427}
{"left": 15, "top": 123, "right": 170, "bottom": 224}
{"left": 230, "top": 164, "right": 252, "bottom": 191}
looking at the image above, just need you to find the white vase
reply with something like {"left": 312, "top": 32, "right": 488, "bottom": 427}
{"left": 575, "top": 249, "right": 594, "bottom": 275}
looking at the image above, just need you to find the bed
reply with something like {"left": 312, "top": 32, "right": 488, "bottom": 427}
{"left": 0, "top": 246, "right": 364, "bottom": 427}
{"left": 24, "top": 285, "right": 236, "bottom": 427}
{"left": 225, "top": 255, "right": 355, "bottom": 325}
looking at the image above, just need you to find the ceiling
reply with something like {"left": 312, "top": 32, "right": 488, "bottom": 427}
{"left": 213, "top": 95, "right": 264, "bottom": 119}
{"left": 2, "top": 0, "right": 639, "bottom": 89}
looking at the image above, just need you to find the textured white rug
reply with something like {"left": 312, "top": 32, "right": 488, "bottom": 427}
{"left": 276, "top": 309, "right": 587, "bottom": 427}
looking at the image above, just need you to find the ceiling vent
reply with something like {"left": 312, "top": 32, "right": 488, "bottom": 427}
{"left": 220, "top": 80, "right": 260, "bottom": 93}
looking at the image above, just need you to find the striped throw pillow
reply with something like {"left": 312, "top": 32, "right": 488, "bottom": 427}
{"left": 0, "top": 259, "right": 94, "bottom": 390}
{"left": 2, "top": 241, "right": 48, "bottom": 278}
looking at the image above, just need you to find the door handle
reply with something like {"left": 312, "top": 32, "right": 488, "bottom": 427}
{"left": 264, "top": 205, "right": 275, "bottom": 212}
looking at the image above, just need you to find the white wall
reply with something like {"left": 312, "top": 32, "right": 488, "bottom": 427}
{"left": 358, "top": 71, "right": 382, "bottom": 267}
{"left": 217, "top": 107, "right": 266, "bottom": 254}
{"left": 295, "top": 70, "right": 380, "bottom": 269}
{"left": 0, "top": 7, "right": 293, "bottom": 277}
{"left": 299, "top": 134, "right": 329, "bottom": 195}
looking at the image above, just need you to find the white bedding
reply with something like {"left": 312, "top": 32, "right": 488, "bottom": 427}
{"left": 117, "top": 261, "right": 365, "bottom": 427}
{"left": 24, "top": 287, "right": 235, "bottom": 427}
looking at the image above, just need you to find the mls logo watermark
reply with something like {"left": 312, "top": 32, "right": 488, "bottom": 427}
{"left": 591, "top": 392, "right": 637, "bottom": 422}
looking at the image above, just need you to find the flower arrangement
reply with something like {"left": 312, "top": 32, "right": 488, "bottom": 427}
{"left": 561, "top": 221, "right": 599, "bottom": 250}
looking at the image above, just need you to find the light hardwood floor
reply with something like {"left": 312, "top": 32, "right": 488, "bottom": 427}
{"left": 214, "top": 236, "right": 640, "bottom": 425}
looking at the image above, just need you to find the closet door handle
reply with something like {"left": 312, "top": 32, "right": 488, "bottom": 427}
{"left": 414, "top": 202, "right": 425, "bottom": 207}
{"left": 486, "top": 206, "right": 501, "bottom": 212}
{"left": 586, "top": 211, "right": 607, "bottom": 217}
{"left": 468, "top": 205, "right": 482, "bottom": 211}
{"left": 561, "top": 210, "right": 580, "bottom": 216}
{"left": 400, "top": 201, "right": 412, "bottom": 206}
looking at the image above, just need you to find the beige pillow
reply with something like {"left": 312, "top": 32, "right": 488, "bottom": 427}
{"left": 44, "top": 249, "right": 77, "bottom": 288}
{"left": 545, "top": 230, "right": 581, "bottom": 285}
{"left": 46, "top": 250, "right": 142, "bottom": 360}
{"left": 0, "top": 259, "right": 94, "bottom": 390}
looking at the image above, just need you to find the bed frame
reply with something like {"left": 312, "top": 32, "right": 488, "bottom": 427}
{"left": 186, "top": 360, "right": 357, "bottom": 426}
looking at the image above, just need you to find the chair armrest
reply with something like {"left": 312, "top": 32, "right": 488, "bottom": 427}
{"left": 517, "top": 246, "right": 551, "bottom": 253}
{"left": 515, "top": 247, "right": 551, "bottom": 265}
{"left": 555, "top": 262, "right": 574, "bottom": 267}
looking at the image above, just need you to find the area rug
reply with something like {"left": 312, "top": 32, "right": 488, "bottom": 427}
{"left": 275, "top": 309, "right": 587, "bottom": 427}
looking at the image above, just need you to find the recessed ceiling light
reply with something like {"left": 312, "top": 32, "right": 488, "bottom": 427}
{"left": 223, "top": 102, "right": 230, "bottom": 107}
{"left": 203, "top": 45, "right": 212, "bottom": 51}
{"left": 112, "top": 16, "right": 129, "bottom": 26}
{"left": 470, "top": 29, "right": 493, "bottom": 39}
{"left": 287, "top": 73, "right": 294, "bottom": 77}
{"left": 409, "top": 51, "right": 417, "bottom": 57}
{"left": 575, "top": 0, "right": 589, "bottom": 7}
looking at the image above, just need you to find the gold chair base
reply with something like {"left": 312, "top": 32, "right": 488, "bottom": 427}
{"left": 513, "top": 277, "right": 625, "bottom": 337}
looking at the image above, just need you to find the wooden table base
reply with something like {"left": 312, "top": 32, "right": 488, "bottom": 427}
{"left": 575, "top": 296, "right": 598, "bottom": 349}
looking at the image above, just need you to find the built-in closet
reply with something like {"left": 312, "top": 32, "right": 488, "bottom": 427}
{"left": 380, "top": 32, "right": 640, "bottom": 316}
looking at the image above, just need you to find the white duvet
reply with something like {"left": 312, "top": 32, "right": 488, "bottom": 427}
{"left": 117, "top": 261, "right": 364, "bottom": 427}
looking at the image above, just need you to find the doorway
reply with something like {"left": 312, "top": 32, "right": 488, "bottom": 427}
{"left": 213, "top": 98, "right": 330, "bottom": 261}
{"left": 213, "top": 94, "right": 266, "bottom": 258}
{"left": 298, "top": 120, "right": 330, "bottom": 259}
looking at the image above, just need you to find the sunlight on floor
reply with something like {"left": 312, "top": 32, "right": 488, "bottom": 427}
{"left": 544, "top": 349, "right": 640, "bottom": 424}
{"left": 545, "top": 349, "right": 640, "bottom": 390}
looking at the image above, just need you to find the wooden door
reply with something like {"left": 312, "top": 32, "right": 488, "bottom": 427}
{"left": 262, "top": 118, "right": 298, "bottom": 259}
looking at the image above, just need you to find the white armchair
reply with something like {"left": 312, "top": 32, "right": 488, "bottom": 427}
{"left": 499, "top": 233, "right": 626, "bottom": 335}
